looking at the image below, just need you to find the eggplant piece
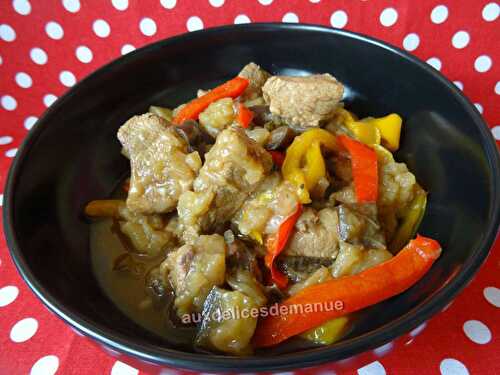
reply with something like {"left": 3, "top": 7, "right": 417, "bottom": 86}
{"left": 265, "top": 126, "right": 295, "bottom": 150}
{"left": 337, "top": 204, "right": 386, "bottom": 249}
{"left": 195, "top": 287, "right": 258, "bottom": 355}
{"left": 277, "top": 256, "right": 334, "bottom": 283}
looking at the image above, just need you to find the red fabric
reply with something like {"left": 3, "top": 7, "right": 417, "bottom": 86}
{"left": 0, "top": 1, "right": 499, "bottom": 374}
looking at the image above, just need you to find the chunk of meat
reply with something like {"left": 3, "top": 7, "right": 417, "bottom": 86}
{"left": 238, "top": 62, "right": 271, "bottom": 100}
{"left": 287, "top": 266, "right": 332, "bottom": 296}
{"left": 164, "top": 234, "right": 226, "bottom": 317}
{"left": 284, "top": 207, "right": 340, "bottom": 258}
{"left": 262, "top": 74, "right": 344, "bottom": 129}
{"left": 117, "top": 113, "right": 201, "bottom": 214}
{"left": 178, "top": 127, "right": 273, "bottom": 242}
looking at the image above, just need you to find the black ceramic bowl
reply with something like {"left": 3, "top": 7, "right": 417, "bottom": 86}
{"left": 4, "top": 24, "right": 500, "bottom": 373}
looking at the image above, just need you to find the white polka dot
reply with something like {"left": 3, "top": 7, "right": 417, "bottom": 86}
{"left": 495, "top": 81, "right": 500, "bottom": 95}
{"left": 121, "top": 44, "right": 135, "bottom": 55}
{"left": 330, "top": 10, "right": 348, "bottom": 28}
{"left": 0, "top": 194, "right": 3, "bottom": 206}
{"left": 0, "top": 286, "right": 19, "bottom": 306}
{"left": 282, "top": 12, "right": 299, "bottom": 23}
{"left": 234, "top": 14, "right": 251, "bottom": 24}
{"left": 30, "top": 48, "right": 48, "bottom": 65}
{"left": 139, "top": 17, "right": 157, "bottom": 36}
{"left": 43, "top": 94, "right": 57, "bottom": 107}
{"left": 10, "top": 317, "right": 38, "bottom": 342}
{"left": 160, "top": 0, "right": 176, "bottom": 9}
{"left": 0, "top": 24, "right": 16, "bottom": 42}
{"left": 76, "top": 45, "right": 93, "bottom": 63}
{"left": 1, "top": 95, "right": 17, "bottom": 111}
{"left": 93, "top": 19, "right": 111, "bottom": 38}
{"left": 30, "top": 355, "right": 59, "bottom": 375}
{"left": 492, "top": 126, "right": 500, "bottom": 140}
{"left": 15, "top": 72, "right": 32, "bottom": 88}
{"left": 380, "top": 8, "right": 398, "bottom": 27}
{"left": 427, "top": 57, "right": 442, "bottom": 71}
{"left": 474, "top": 103, "right": 483, "bottom": 113}
{"left": 62, "top": 0, "right": 80, "bottom": 13}
{"left": 258, "top": 0, "right": 273, "bottom": 5}
{"left": 357, "top": 361, "right": 386, "bottom": 375}
{"left": 482, "top": 2, "right": 499, "bottom": 22}
{"left": 431, "top": 5, "right": 448, "bottom": 24}
{"left": 24, "top": 116, "right": 37, "bottom": 130}
{"left": 409, "top": 322, "right": 427, "bottom": 337}
{"left": 453, "top": 81, "right": 463, "bottom": 90}
{"left": 13, "top": 0, "right": 31, "bottom": 15}
{"left": 474, "top": 55, "right": 492, "bottom": 73}
{"left": 111, "top": 361, "right": 139, "bottom": 375}
{"left": 186, "top": 16, "right": 203, "bottom": 32}
{"left": 0, "top": 55, "right": 3, "bottom": 65}
{"left": 440, "top": 358, "right": 469, "bottom": 375}
{"left": 45, "top": 21, "right": 64, "bottom": 40}
{"left": 373, "top": 342, "right": 394, "bottom": 356}
{"left": 484, "top": 286, "right": 500, "bottom": 306}
{"left": 309, "top": 0, "right": 321, "bottom": 3}
{"left": 451, "top": 31, "right": 470, "bottom": 49}
{"left": 403, "top": 33, "right": 420, "bottom": 51}
{"left": 463, "top": 320, "right": 492, "bottom": 344}
{"left": 6, "top": 148, "right": 18, "bottom": 158}
{"left": 59, "top": 70, "right": 76, "bottom": 87}
{"left": 209, "top": 0, "right": 224, "bottom": 7}
{"left": 111, "top": 0, "right": 128, "bottom": 11}
{"left": 0, "top": 136, "right": 13, "bottom": 145}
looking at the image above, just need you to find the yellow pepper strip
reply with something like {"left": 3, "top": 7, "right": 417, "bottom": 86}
{"left": 249, "top": 230, "right": 263, "bottom": 245}
{"left": 300, "top": 316, "right": 350, "bottom": 345}
{"left": 304, "top": 141, "right": 326, "bottom": 190}
{"left": 336, "top": 107, "right": 402, "bottom": 151}
{"left": 365, "top": 114, "right": 402, "bottom": 151}
{"left": 389, "top": 190, "right": 427, "bottom": 253}
{"left": 346, "top": 120, "right": 381, "bottom": 145}
{"left": 372, "top": 144, "right": 395, "bottom": 164}
{"left": 282, "top": 129, "right": 338, "bottom": 204}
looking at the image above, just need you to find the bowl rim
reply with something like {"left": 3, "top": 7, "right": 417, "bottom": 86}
{"left": 3, "top": 23, "right": 500, "bottom": 372}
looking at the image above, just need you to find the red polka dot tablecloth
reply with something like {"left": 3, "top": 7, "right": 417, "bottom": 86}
{"left": 0, "top": 1, "right": 499, "bottom": 374}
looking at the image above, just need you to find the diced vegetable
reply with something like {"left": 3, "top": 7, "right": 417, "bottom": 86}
{"left": 172, "top": 77, "right": 249, "bottom": 124}
{"left": 337, "top": 135, "right": 378, "bottom": 203}
{"left": 253, "top": 235, "right": 441, "bottom": 347}
{"left": 237, "top": 103, "right": 254, "bottom": 128}
{"left": 196, "top": 287, "right": 258, "bottom": 355}
{"left": 84, "top": 199, "right": 123, "bottom": 218}
{"left": 390, "top": 190, "right": 427, "bottom": 253}
{"left": 149, "top": 106, "right": 173, "bottom": 121}
{"left": 282, "top": 129, "right": 338, "bottom": 204}
{"left": 265, "top": 203, "right": 303, "bottom": 288}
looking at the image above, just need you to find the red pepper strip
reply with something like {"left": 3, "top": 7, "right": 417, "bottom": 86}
{"left": 337, "top": 135, "right": 378, "bottom": 203}
{"left": 237, "top": 103, "right": 254, "bottom": 128}
{"left": 269, "top": 151, "right": 285, "bottom": 167}
{"left": 253, "top": 234, "right": 441, "bottom": 347}
{"left": 172, "top": 77, "right": 249, "bottom": 124}
{"left": 264, "top": 203, "right": 303, "bottom": 289}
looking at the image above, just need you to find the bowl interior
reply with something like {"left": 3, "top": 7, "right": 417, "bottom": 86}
{"left": 5, "top": 24, "right": 499, "bottom": 371}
